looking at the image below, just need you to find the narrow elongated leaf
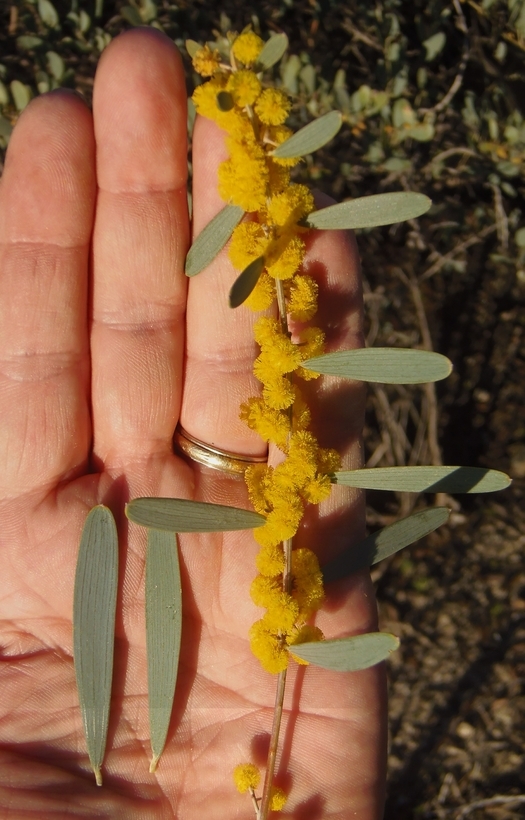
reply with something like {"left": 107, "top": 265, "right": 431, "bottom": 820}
{"left": 229, "top": 256, "right": 265, "bottom": 308}
{"left": 185, "top": 204, "right": 244, "bottom": 277}
{"left": 323, "top": 507, "right": 450, "bottom": 582}
{"left": 73, "top": 506, "right": 118, "bottom": 786}
{"left": 146, "top": 530, "right": 182, "bottom": 772}
{"left": 304, "top": 347, "right": 452, "bottom": 384}
{"left": 126, "top": 497, "right": 266, "bottom": 532}
{"left": 333, "top": 466, "right": 512, "bottom": 494}
{"left": 272, "top": 110, "right": 342, "bottom": 159}
{"left": 305, "top": 192, "right": 431, "bottom": 230}
{"left": 256, "top": 33, "right": 289, "bottom": 69}
{"left": 289, "top": 632, "right": 399, "bottom": 671}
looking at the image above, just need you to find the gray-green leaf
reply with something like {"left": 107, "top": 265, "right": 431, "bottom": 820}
{"left": 229, "top": 256, "right": 265, "bottom": 308}
{"left": 0, "top": 115, "right": 13, "bottom": 140}
{"left": 303, "top": 348, "right": 452, "bottom": 384}
{"left": 16, "top": 35, "right": 44, "bottom": 51}
{"left": 146, "top": 530, "right": 182, "bottom": 772}
{"left": 272, "top": 110, "right": 342, "bottom": 159}
{"left": 126, "top": 497, "right": 266, "bottom": 532}
{"left": 256, "top": 33, "right": 289, "bottom": 69}
{"left": 73, "top": 506, "right": 118, "bottom": 786}
{"left": 10, "top": 80, "right": 31, "bottom": 112}
{"left": 120, "top": 5, "right": 143, "bottom": 25}
{"left": 332, "top": 466, "right": 511, "bottom": 494}
{"left": 423, "top": 32, "right": 446, "bottom": 62}
{"left": 185, "top": 40, "right": 201, "bottom": 58}
{"left": 323, "top": 507, "right": 450, "bottom": 582}
{"left": 305, "top": 192, "right": 431, "bottom": 230}
{"left": 46, "top": 51, "right": 65, "bottom": 81}
{"left": 38, "top": 0, "right": 59, "bottom": 28}
{"left": 289, "top": 632, "right": 399, "bottom": 671}
{"left": 185, "top": 205, "right": 244, "bottom": 277}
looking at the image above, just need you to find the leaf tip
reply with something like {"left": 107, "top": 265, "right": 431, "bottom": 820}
{"left": 94, "top": 767, "right": 103, "bottom": 786}
{"left": 150, "top": 755, "right": 160, "bottom": 774}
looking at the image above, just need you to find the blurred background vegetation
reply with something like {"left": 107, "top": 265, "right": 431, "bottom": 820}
{"left": 1, "top": 2, "right": 524, "bottom": 818}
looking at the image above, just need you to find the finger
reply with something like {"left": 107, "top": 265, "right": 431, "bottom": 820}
{"left": 0, "top": 91, "right": 95, "bottom": 498}
{"left": 90, "top": 29, "right": 189, "bottom": 471}
{"left": 181, "top": 116, "right": 266, "bottom": 456}
{"left": 294, "top": 211, "right": 367, "bottom": 561}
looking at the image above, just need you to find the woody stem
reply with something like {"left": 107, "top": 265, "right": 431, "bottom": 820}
{"left": 259, "top": 280, "right": 295, "bottom": 819}
{"left": 258, "top": 539, "right": 292, "bottom": 820}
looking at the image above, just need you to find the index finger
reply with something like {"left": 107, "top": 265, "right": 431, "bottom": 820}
{"left": 181, "top": 116, "right": 265, "bottom": 457}
{"left": 182, "top": 118, "right": 364, "bottom": 468}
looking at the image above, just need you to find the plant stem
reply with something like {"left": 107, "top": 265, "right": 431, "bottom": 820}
{"left": 275, "top": 279, "right": 288, "bottom": 335}
{"left": 249, "top": 786, "right": 260, "bottom": 815}
{"left": 258, "top": 280, "right": 295, "bottom": 819}
{"left": 258, "top": 535, "right": 294, "bottom": 820}
{"left": 258, "top": 665, "right": 288, "bottom": 820}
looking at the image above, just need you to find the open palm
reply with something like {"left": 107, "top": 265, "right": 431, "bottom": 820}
{"left": 0, "top": 29, "right": 386, "bottom": 819}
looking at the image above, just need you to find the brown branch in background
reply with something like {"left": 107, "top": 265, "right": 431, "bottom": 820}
{"left": 395, "top": 268, "right": 450, "bottom": 507}
{"left": 362, "top": 277, "right": 385, "bottom": 348}
{"left": 341, "top": 20, "right": 383, "bottom": 53}
{"left": 420, "top": 0, "right": 469, "bottom": 115}
{"left": 455, "top": 794, "right": 525, "bottom": 819}
{"left": 366, "top": 436, "right": 393, "bottom": 469}
{"left": 502, "top": 31, "right": 525, "bottom": 54}
{"left": 409, "top": 392, "right": 429, "bottom": 467}
{"left": 394, "top": 270, "right": 440, "bottom": 451}
{"left": 375, "top": 386, "right": 412, "bottom": 465}
{"left": 421, "top": 147, "right": 478, "bottom": 176}
{"left": 420, "top": 224, "right": 498, "bottom": 281}
{"left": 488, "top": 181, "right": 509, "bottom": 250}
{"left": 8, "top": 5, "right": 18, "bottom": 35}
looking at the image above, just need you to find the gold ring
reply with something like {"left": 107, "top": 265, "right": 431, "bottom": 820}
{"left": 174, "top": 425, "right": 267, "bottom": 477}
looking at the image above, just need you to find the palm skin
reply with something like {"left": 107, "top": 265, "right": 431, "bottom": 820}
{"left": 0, "top": 29, "right": 386, "bottom": 819}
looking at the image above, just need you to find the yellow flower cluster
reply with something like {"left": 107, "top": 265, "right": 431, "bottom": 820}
{"left": 233, "top": 762, "right": 260, "bottom": 793}
{"left": 233, "top": 763, "right": 288, "bottom": 811}
{"left": 192, "top": 32, "right": 341, "bottom": 681}
{"left": 192, "top": 29, "right": 347, "bottom": 814}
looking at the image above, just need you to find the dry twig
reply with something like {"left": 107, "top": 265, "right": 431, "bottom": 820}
{"left": 455, "top": 794, "right": 525, "bottom": 818}
{"left": 420, "top": 224, "right": 498, "bottom": 282}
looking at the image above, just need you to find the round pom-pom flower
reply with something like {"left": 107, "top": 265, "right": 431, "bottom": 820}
{"left": 266, "top": 234, "right": 306, "bottom": 281}
{"left": 270, "top": 786, "right": 288, "bottom": 811}
{"left": 244, "top": 271, "right": 276, "bottom": 312}
{"left": 287, "top": 274, "right": 318, "bottom": 321}
{"left": 232, "top": 31, "right": 264, "bottom": 66}
{"left": 255, "top": 88, "right": 291, "bottom": 126}
{"left": 249, "top": 618, "right": 289, "bottom": 673}
{"left": 218, "top": 152, "right": 269, "bottom": 212}
{"left": 192, "top": 45, "right": 221, "bottom": 77}
{"left": 233, "top": 762, "right": 261, "bottom": 793}
{"left": 227, "top": 70, "right": 262, "bottom": 107}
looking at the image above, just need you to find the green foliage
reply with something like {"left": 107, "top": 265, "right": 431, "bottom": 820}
{"left": 3, "top": 12, "right": 515, "bottom": 810}
{"left": 145, "top": 529, "right": 182, "bottom": 772}
{"left": 289, "top": 632, "right": 400, "bottom": 671}
{"left": 73, "top": 506, "right": 118, "bottom": 786}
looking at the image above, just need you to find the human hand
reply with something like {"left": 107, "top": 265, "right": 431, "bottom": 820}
{"left": 0, "top": 28, "right": 386, "bottom": 819}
